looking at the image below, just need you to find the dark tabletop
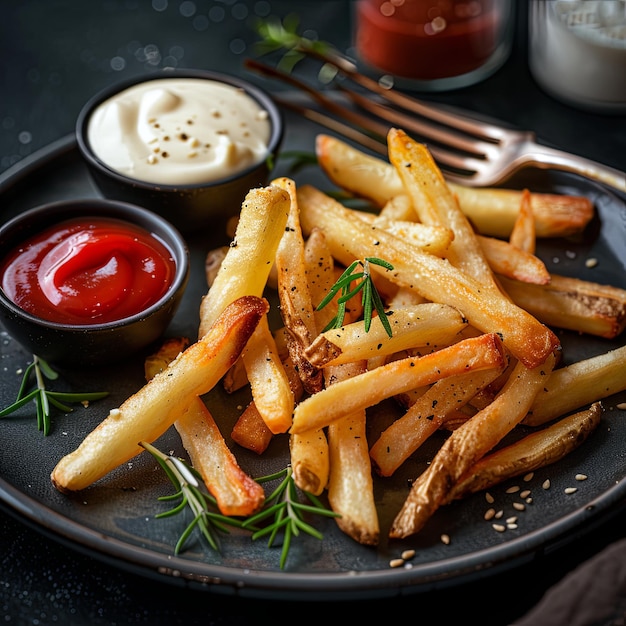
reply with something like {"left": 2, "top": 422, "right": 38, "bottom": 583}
{"left": 1, "top": 1, "right": 625, "bottom": 625}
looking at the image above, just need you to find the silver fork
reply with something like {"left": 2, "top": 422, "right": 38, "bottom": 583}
{"left": 245, "top": 53, "right": 625, "bottom": 194}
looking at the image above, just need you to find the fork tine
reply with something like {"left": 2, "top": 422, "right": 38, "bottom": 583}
{"left": 337, "top": 83, "right": 496, "bottom": 158}
{"left": 247, "top": 59, "right": 482, "bottom": 177}
{"left": 272, "top": 96, "right": 388, "bottom": 157}
{"left": 273, "top": 96, "right": 476, "bottom": 181}
{"left": 302, "top": 46, "right": 507, "bottom": 143}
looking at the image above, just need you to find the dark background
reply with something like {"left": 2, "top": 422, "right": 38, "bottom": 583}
{"left": 1, "top": 1, "right": 625, "bottom": 625}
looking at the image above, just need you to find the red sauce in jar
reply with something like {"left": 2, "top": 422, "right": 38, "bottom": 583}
{"left": 0, "top": 217, "right": 177, "bottom": 325}
{"left": 355, "top": 0, "right": 503, "bottom": 80}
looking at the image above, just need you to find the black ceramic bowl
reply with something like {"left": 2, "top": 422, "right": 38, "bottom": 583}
{"left": 0, "top": 199, "right": 189, "bottom": 367}
{"left": 76, "top": 68, "right": 284, "bottom": 234}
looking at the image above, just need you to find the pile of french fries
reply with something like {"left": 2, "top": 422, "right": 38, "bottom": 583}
{"left": 51, "top": 129, "right": 626, "bottom": 547}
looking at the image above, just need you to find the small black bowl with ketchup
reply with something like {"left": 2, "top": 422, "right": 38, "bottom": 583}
{"left": 0, "top": 199, "right": 189, "bottom": 367}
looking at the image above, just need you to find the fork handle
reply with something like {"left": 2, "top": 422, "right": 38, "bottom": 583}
{"left": 525, "top": 141, "right": 625, "bottom": 194}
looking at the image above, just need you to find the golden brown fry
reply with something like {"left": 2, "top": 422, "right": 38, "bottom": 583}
{"left": 290, "top": 429, "right": 329, "bottom": 495}
{"left": 357, "top": 211, "right": 454, "bottom": 256}
{"left": 274, "top": 176, "right": 323, "bottom": 395}
{"left": 478, "top": 235, "right": 550, "bottom": 285}
{"left": 176, "top": 396, "right": 265, "bottom": 516}
{"left": 370, "top": 368, "right": 505, "bottom": 477}
{"left": 144, "top": 336, "right": 190, "bottom": 381}
{"left": 305, "top": 303, "right": 467, "bottom": 368}
{"left": 388, "top": 128, "right": 496, "bottom": 287}
{"left": 51, "top": 295, "right": 269, "bottom": 493}
{"left": 453, "top": 183, "right": 593, "bottom": 239}
{"left": 509, "top": 189, "right": 536, "bottom": 254}
{"left": 447, "top": 402, "right": 603, "bottom": 501}
{"left": 231, "top": 401, "right": 274, "bottom": 455}
{"left": 304, "top": 226, "right": 336, "bottom": 313}
{"left": 524, "top": 344, "right": 626, "bottom": 426}
{"left": 241, "top": 315, "right": 294, "bottom": 435}
{"left": 499, "top": 273, "right": 626, "bottom": 338}
{"left": 231, "top": 355, "right": 303, "bottom": 454}
{"left": 291, "top": 332, "right": 507, "bottom": 435}
{"left": 315, "top": 133, "right": 594, "bottom": 238}
{"left": 198, "top": 185, "right": 290, "bottom": 337}
{"left": 297, "top": 184, "right": 560, "bottom": 369}
{"left": 389, "top": 352, "right": 556, "bottom": 539}
{"left": 327, "top": 360, "right": 379, "bottom": 546}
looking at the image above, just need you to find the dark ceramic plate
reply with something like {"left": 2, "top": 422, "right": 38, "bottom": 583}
{"left": 0, "top": 109, "right": 625, "bottom": 600}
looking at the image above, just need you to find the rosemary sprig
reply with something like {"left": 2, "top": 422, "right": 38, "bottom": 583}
{"left": 242, "top": 466, "right": 340, "bottom": 570}
{"left": 253, "top": 14, "right": 335, "bottom": 75}
{"left": 0, "top": 355, "right": 108, "bottom": 436}
{"left": 141, "top": 441, "right": 245, "bottom": 554}
{"left": 317, "top": 257, "right": 394, "bottom": 337}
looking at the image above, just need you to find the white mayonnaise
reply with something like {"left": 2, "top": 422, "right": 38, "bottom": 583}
{"left": 87, "top": 78, "right": 272, "bottom": 185}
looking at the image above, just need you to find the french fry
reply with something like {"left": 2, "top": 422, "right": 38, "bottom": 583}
{"left": 198, "top": 185, "right": 290, "bottom": 337}
{"left": 388, "top": 128, "right": 496, "bottom": 288}
{"left": 389, "top": 352, "right": 557, "bottom": 539}
{"left": 304, "top": 302, "right": 467, "bottom": 368}
{"left": 290, "top": 429, "right": 329, "bottom": 495}
{"left": 357, "top": 211, "right": 454, "bottom": 256}
{"left": 297, "top": 184, "right": 560, "bottom": 369}
{"left": 478, "top": 235, "right": 550, "bottom": 285}
{"left": 241, "top": 315, "right": 294, "bottom": 434}
{"left": 144, "top": 336, "right": 190, "bottom": 381}
{"left": 291, "top": 332, "right": 507, "bottom": 435}
{"left": 176, "top": 397, "right": 265, "bottom": 516}
{"left": 509, "top": 189, "right": 536, "bottom": 254}
{"left": 231, "top": 401, "right": 274, "bottom": 455}
{"left": 370, "top": 367, "right": 505, "bottom": 477}
{"left": 315, "top": 133, "right": 594, "bottom": 238}
{"left": 51, "top": 295, "right": 269, "bottom": 493}
{"left": 327, "top": 361, "right": 379, "bottom": 546}
{"left": 232, "top": 355, "right": 303, "bottom": 454}
{"left": 447, "top": 402, "right": 603, "bottom": 501}
{"left": 360, "top": 209, "right": 550, "bottom": 285}
{"left": 273, "top": 176, "right": 323, "bottom": 394}
{"left": 524, "top": 343, "right": 626, "bottom": 426}
{"left": 499, "top": 273, "right": 626, "bottom": 338}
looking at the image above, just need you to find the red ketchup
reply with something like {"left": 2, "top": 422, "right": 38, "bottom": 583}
{"left": 0, "top": 217, "right": 177, "bottom": 325}
{"left": 355, "top": 0, "right": 502, "bottom": 80}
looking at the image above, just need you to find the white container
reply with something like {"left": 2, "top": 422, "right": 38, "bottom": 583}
{"left": 529, "top": 0, "right": 626, "bottom": 114}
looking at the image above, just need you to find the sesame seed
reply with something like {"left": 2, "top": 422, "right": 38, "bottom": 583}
{"left": 507, "top": 523, "right": 518, "bottom": 530}
{"left": 520, "top": 490, "right": 531, "bottom": 498}
{"left": 495, "top": 510, "right": 504, "bottom": 519}
{"left": 506, "top": 485, "right": 520, "bottom": 494}
{"left": 575, "top": 474, "right": 588, "bottom": 481}
{"left": 389, "top": 558, "right": 404, "bottom": 568}
{"left": 492, "top": 524, "right": 506, "bottom": 532}
{"left": 523, "top": 472, "right": 534, "bottom": 482}
{"left": 617, "top": 402, "right": 626, "bottom": 410}
{"left": 484, "top": 508, "right": 496, "bottom": 520}
{"left": 485, "top": 492, "right": 495, "bottom": 504}
{"left": 526, "top": 497, "right": 533, "bottom": 504}
{"left": 401, "top": 549, "right": 416, "bottom": 560}
{"left": 564, "top": 487, "right": 578, "bottom": 494}
{"left": 585, "top": 258, "right": 598, "bottom": 268}
{"left": 441, "top": 534, "right": 450, "bottom": 545}
{"left": 542, "top": 479, "right": 551, "bottom": 490}
{"left": 513, "top": 502, "right": 526, "bottom": 511}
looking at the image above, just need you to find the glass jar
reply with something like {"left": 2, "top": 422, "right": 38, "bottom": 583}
{"left": 353, "top": 0, "right": 514, "bottom": 91}
{"left": 528, "top": 1, "right": 626, "bottom": 114}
